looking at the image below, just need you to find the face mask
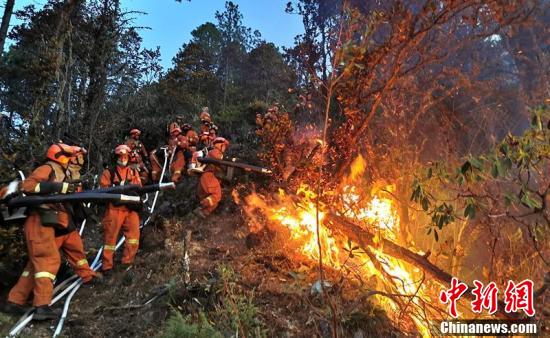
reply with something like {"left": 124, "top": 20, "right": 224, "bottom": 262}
{"left": 117, "top": 159, "right": 128, "bottom": 167}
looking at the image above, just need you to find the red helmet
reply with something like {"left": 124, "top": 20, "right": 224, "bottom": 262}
{"left": 169, "top": 122, "right": 181, "bottom": 136}
{"left": 46, "top": 143, "right": 76, "bottom": 165}
{"left": 200, "top": 111, "right": 211, "bottom": 122}
{"left": 71, "top": 146, "right": 87, "bottom": 155}
{"left": 70, "top": 146, "right": 87, "bottom": 166}
{"left": 115, "top": 144, "right": 131, "bottom": 155}
{"left": 130, "top": 128, "right": 141, "bottom": 136}
{"left": 213, "top": 137, "right": 229, "bottom": 147}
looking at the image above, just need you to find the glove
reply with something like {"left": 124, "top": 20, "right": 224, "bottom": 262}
{"left": 35, "top": 182, "right": 78, "bottom": 194}
{"left": 61, "top": 182, "right": 79, "bottom": 194}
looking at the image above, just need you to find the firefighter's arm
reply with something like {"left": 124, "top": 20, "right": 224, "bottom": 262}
{"left": 133, "top": 170, "right": 143, "bottom": 187}
{"left": 140, "top": 144, "right": 148, "bottom": 158}
{"left": 99, "top": 169, "right": 112, "bottom": 188}
{"left": 21, "top": 165, "right": 77, "bottom": 194}
{"left": 170, "top": 151, "right": 186, "bottom": 183}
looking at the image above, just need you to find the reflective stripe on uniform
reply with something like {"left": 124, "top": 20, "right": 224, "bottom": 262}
{"left": 61, "top": 182, "right": 69, "bottom": 194}
{"left": 21, "top": 271, "right": 30, "bottom": 277}
{"left": 34, "top": 184, "right": 41, "bottom": 193}
{"left": 35, "top": 271, "right": 56, "bottom": 280}
{"left": 77, "top": 259, "right": 88, "bottom": 266}
{"left": 205, "top": 196, "right": 214, "bottom": 206}
{"left": 127, "top": 239, "right": 139, "bottom": 245}
{"left": 104, "top": 244, "right": 116, "bottom": 251}
{"left": 121, "top": 195, "right": 140, "bottom": 202}
{"left": 173, "top": 170, "right": 181, "bottom": 174}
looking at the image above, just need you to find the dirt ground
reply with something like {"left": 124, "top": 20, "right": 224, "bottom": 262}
{"left": 1, "top": 183, "right": 404, "bottom": 338}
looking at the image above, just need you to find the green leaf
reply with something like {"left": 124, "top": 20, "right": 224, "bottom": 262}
{"left": 422, "top": 197, "right": 430, "bottom": 211}
{"left": 437, "top": 216, "right": 444, "bottom": 229}
{"left": 520, "top": 191, "right": 542, "bottom": 209}
{"left": 502, "top": 157, "right": 513, "bottom": 171}
{"left": 461, "top": 161, "right": 472, "bottom": 175}
{"left": 469, "top": 157, "right": 483, "bottom": 169}
{"left": 531, "top": 113, "right": 543, "bottom": 130}
{"left": 464, "top": 204, "right": 476, "bottom": 219}
{"left": 426, "top": 167, "right": 433, "bottom": 179}
{"left": 491, "top": 162, "right": 499, "bottom": 178}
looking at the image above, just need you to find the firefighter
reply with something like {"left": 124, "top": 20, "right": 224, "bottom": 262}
{"left": 125, "top": 129, "right": 149, "bottom": 184}
{"left": 125, "top": 129, "right": 148, "bottom": 160}
{"left": 56, "top": 146, "right": 102, "bottom": 285}
{"left": 194, "top": 137, "right": 229, "bottom": 218}
{"left": 3, "top": 144, "right": 81, "bottom": 320}
{"left": 199, "top": 107, "right": 212, "bottom": 135}
{"left": 207, "top": 124, "right": 219, "bottom": 147}
{"left": 3, "top": 147, "right": 103, "bottom": 317}
{"left": 100, "top": 145, "right": 142, "bottom": 277}
{"left": 150, "top": 123, "right": 181, "bottom": 182}
{"left": 199, "top": 121, "right": 211, "bottom": 146}
{"left": 171, "top": 135, "right": 189, "bottom": 183}
{"left": 178, "top": 123, "right": 199, "bottom": 170}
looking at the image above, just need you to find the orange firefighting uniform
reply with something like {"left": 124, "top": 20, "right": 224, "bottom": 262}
{"left": 7, "top": 163, "right": 97, "bottom": 307}
{"left": 150, "top": 134, "right": 188, "bottom": 183}
{"left": 125, "top": 138, "right": 149, "bottom": 184}
{"left": 197, "top": 148, "right": 224, "bottom": 215}
{"left": 100, "top": 166, "right": 142, "bottom": 271}
{"left": 7, "top": 162, "right": 72, "bottom": 307}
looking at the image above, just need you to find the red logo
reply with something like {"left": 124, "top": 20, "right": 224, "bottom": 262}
{"left": 471, "top": 280, "right": 498, "bottom": 315}
{"left": 504, "top": 279, "right": 535, "bottom": 316}
{"left": 440, "top": 278, "right": 535, "bottom": 317}
{"left": 439, "top": 277, "right": 468, "bottom": 318}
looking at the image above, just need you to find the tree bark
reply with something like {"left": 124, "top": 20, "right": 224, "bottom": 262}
{"left": 0, "top": 0, "right": 15, "bottom": 56}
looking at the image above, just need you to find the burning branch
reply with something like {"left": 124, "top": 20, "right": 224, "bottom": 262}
{"left": 325, "top": 212, "right": 548, "bottom": 320}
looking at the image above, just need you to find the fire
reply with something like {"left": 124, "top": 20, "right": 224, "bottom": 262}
{"left": 243, "top": 156, "right": 435, "bottom": 336}
{"left": 245, "top": 185, "right": 340, "bottom": 265}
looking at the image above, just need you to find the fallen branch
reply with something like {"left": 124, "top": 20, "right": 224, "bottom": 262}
{"left": 325, "top": 213, "right": 548, "bottom": 320}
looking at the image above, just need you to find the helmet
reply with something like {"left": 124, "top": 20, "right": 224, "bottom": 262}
{"left": 181, "top": 123, "right": 192, "bottom": 133}
{"left": 46, "top": 143, "right": 76, "bottom": 165}
{"left": 213, "top": 137, "right": 229, "bottom": 147}
{"left": 70, "top": 146, "right": 87, "bottom": 166}
{"left": 115, "top": 144, "right": 131, "bottom": 155}
{"left": 169, "top": 122, "right": 181, "bottom": 135}
{"left": 186, "top": 130, "right": 198, "bottom": 145}
{"left": 199, "top": 111, "right": 211, "bottom": 122}
{"left": 130, "top": 128, "right": 141, "bottom": 136}
{"left": 71, "top": 146, "right": 87, "bottom": 155}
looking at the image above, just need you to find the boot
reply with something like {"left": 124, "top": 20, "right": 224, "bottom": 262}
{"left": 192, "top": 207, "right": 207, "bottom": 219}
{"left": 33, "top": 306, "right": 60, "bottom": 321}
{"left": 102, "top": 269, "right": 113, "bottom": 279}
{"left": 123, "top": 270, "right": 135, "bottom": 285}
{"left": 118, "top": 263, "right": 131, "bottom": 272}
{"left": 1, "top": 302, "right": 30, "bottom": 315}
{"left": 83, "top": 272, "right": 104, "bottom": 286}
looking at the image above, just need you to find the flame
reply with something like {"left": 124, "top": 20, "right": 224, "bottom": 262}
{"left": 243, "top": 156, "right": 435, "bottom": 336}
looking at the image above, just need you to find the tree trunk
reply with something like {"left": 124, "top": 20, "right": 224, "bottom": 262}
{"left": 29, "top": 0, "right": 82, "bottom": 140}
{"left": 0, "top": 0, "right": 15, "bottom": 56}
{"left": 83, "top": 0, "right": 119, "bottom": 167}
